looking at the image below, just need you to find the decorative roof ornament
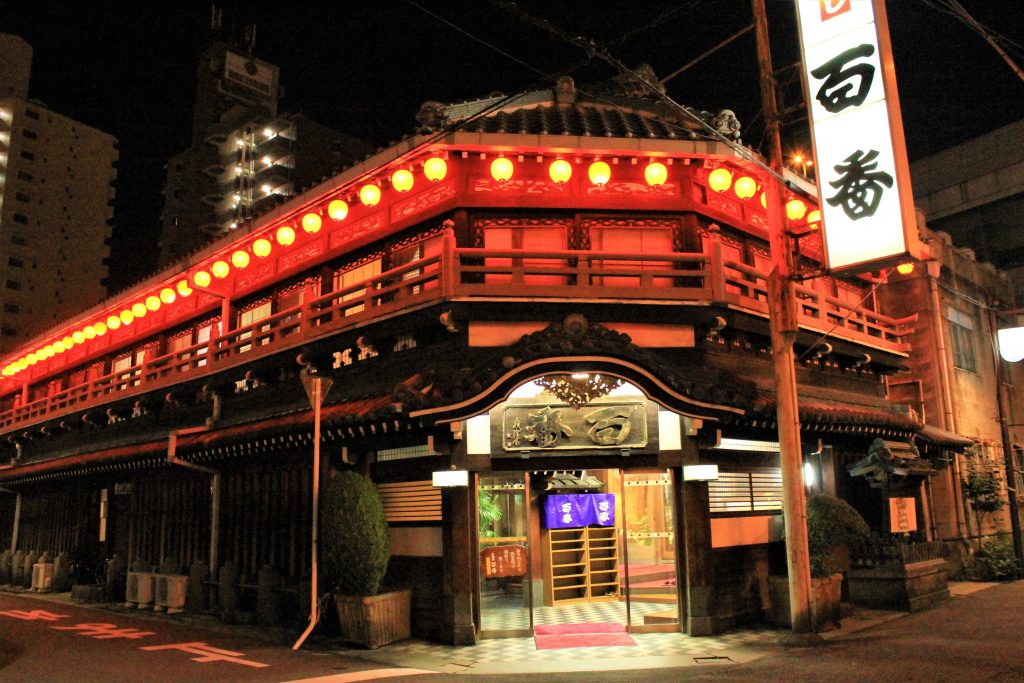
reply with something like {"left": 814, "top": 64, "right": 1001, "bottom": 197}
{"left": 555, "top": 75, "right": 577, "bottom": 104}
{"left": 534, "top": 373, "right": 626, "bottom": 410}
{"left": 415, "top": 101, "right": 448, "bottom": 133}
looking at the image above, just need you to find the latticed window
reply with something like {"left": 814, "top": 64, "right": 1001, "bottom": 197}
{"left": 947, "top": 306, "right": 977, "bottom": 373}
{"left": 708, "top": 468, "right": 783, "bottom": 514}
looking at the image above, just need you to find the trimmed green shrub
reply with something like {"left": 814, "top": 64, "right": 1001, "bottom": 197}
{"left": 320, "top": 470, "right": 390, "bottom": 596}
{"left": 807, "top": 493, "right": 870, "bottom": 578}
{"left": 972, "top": 535, "right": 1022, "bottom": 581}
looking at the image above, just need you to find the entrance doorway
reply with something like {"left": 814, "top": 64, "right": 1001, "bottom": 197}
{"left": 477, "top": 469, "right": 681, "bottom": 638}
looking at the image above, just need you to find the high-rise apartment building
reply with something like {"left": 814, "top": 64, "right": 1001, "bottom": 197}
{"left": 0, "top": 34, "right": 118, "bottom": 354}
{"left": 158, "top": 42, "right": 371, "bottom": 267}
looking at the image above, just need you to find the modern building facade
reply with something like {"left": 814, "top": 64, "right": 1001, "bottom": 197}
{"left": 0, "top": 34, "right": 118, "bottom": 354}
{"left": 0, "top": 73, "right": 997, "bottom": 644}
{"left": 157, "top": 42, "right": 372, "bottom": 267}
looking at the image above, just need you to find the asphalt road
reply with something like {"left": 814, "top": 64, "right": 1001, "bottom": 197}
{"left": 3, "top": 581, "right": 1022, "bottom": 682}
{"left": 0, "top": 592, "right": 431, "bottom": 683}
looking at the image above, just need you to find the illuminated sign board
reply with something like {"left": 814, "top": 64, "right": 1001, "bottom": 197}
{"left": 795, "top": 0, "right": 920, "bottom": 273}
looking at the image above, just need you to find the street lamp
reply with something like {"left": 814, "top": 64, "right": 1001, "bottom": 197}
{"left": 791, "top": 153, "right": 813, "bottom": 178}
{"left": 992, "top": 309, "right": 1024, "bottom": 566}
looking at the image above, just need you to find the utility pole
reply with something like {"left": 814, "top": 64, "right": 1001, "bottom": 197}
{"left": 753, "top": 0, "right": 813, "bottom": 634}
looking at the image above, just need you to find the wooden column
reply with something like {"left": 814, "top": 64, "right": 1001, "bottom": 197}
{"left": 441, "top": 440, "right": 477, "bottom": 645}
{"left": 680, "top": 438, "right": 715, "bottom": 635}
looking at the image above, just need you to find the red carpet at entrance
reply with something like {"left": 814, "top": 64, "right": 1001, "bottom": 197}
{"left": 534, "top": 622, "right": 637, "bottom": 649}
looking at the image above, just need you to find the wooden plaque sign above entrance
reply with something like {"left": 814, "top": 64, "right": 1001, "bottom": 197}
{"left": 481, "top": 544, "right": 528, "bottom": 579}
{"left": 502, "top": 401, "right": 648, "bottom": 452}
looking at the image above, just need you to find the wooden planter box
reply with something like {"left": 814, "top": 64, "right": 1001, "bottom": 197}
{"left": 769, "top": 573, "right": 843, "bottom": 632}
{"left": 333, "top": 588, "right": 412, "bottom": 649}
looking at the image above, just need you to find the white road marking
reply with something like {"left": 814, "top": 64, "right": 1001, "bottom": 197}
{"left": 281, "top": 668, "right": 437, "bottom": 682}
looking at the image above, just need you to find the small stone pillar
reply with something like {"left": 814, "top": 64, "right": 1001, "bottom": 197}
{"left": 104, "top": 554, "right": 125, "bottom": 602}
{"left": 0, "top": 549, "right": 11, "bottom": 584}
{"left": 256, "top": 565, "right": 281, "bottom": 625}
{"left": 22, "top": 550, "right": 38, "bottom": 588}
{"left": 187, "top": 560, "right": 210, "bottom": 615}
{"left": 11, "top": 549, "right": 25, "bottom": 585}
{"left": 218, "top": 560, "right": 240, "bottom": 622}
{"left": 53, "top": 551, "right": 70, "bottom": 592}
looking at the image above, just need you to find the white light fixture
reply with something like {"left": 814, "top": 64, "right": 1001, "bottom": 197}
{"left": 803, "top": 462, "right": 817, "bottom": 487}
{"left": 432, "top": 469, "right": 469, "bottom": 487}
{"left": 683, "top": 464, "right": 719, "bottom": 481}
{"left": 998, "top": 327, "right": 1024, "bottom": 363}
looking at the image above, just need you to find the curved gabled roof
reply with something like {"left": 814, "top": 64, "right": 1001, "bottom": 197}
{"left": 415, "top": 70, "right": 742, "bottom": 144}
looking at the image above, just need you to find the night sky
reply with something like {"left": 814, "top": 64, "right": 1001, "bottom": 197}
{"left": 1, "top": 1, "right": 1021, "bottom": 293}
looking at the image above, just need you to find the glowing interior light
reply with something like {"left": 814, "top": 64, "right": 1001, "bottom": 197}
{"left": 548, "top": 159, "right": 572, "bottom": 185}
{"left": 94, "top": 322, "right": 107, "bottom": 336}
{"left": 119, "top": 310, "right": 134, "bottom": 325}
{"left": 211, "top": 260, "right": 230, "bottom": 279}
{"left": 708, "top": 167, "right": 733, "bottom": 193}
{"left": 733, "top": 175, "right": 757, "bottom": 200}
{"left": 423, "top": 156, "right": 447, "bottom": 182}
{"left": 359, "top": 183, "right": 381, "bottom": 207}
{"left": 176, "top": 280, "right": 193, "bottom": 297}
{"left": 72, "top": 331, "right": 85, "bottom": 344}
{"left": 145, "top": 296, "right": 161, "bottom": 311}
{"left": 490, "top": 157, "right": 514, "bottom": 183}
{"left": 231, "top": 250, "right": 250, "bottom": 269}
{"left": 83, "top": 326, "right": 96, "bottom": 339}
{"left": 193, "top": 270, "right": 211, "bottom": 288}
{"left": 61, "top": 336, "right": 73, "bottom": 348}
{"left": 588, "top": 161, "right": 611, "bottom": 186}
{"left": 896, "top": 262, "right": 915, "bottom": 275}
{"left": 276, "top": 225, "right": 296, "bottom": 246}
{"left": 160, "top": 287, "right": 176, "bottom": 304}
{"left": 301, "top": 212, "right": 322, "bottom": 234}
{"left": 327, "top": 199, "right": 349, "bottom": 221}
{"left": 262, "top": 184, "right": 272, "bottom": 194}
{"left": 26, "top": 352, "right": 37, "bottom": 365}
{"left": 391, "top": 169, "right": 414, "bottom": 193}
{"left": 786, "top": 198, "right": 808, "bottom": 221}
{"left": 132, "top": 302, "right": 148, "bottom": 318}
{"left": 644, "top": 161, "right": 668, "bottom": 187}
{"left": 760, "top": 192, "right": 767, "bottom": 209}
{"left": 43, "top": 345, "right": 55, "bottom": 357}
{"left": 106, "top": 316, "right": 121, "bottom": 331}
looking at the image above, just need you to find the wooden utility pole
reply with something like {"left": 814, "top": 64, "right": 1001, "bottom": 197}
{"left": 752, "top": 0, "right": 813, "bottom": 634}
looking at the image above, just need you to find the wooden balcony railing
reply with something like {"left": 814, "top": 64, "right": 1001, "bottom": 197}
{"left": 0, "top": 229, "right": 913, "bottom": 434}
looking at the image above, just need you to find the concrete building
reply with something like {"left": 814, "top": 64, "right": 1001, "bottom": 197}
{"left": 157, "top": 42, "right": 371, "bottom": 267}
{"left": 910, "top": 120, "right": 1024, "bottom": 304}
{"left": 0, "top": 34, "right": 118, "bottom": 354}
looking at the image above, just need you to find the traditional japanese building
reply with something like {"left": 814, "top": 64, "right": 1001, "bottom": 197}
{"left": 0, "top": 71, "right": 976, "bottom": 642}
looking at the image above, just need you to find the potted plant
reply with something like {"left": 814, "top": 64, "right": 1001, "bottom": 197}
{"left": 770, "top": 493, "right": 869, "bottom": 631}
{"left": 321, "top": 469, "right": 411, "bottom": 649}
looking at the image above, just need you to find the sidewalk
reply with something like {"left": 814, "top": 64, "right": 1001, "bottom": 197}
{"left": 1, "top": 581, "right": 1001, "bottom": 676}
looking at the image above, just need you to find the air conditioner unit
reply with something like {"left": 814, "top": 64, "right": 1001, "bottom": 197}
{"left": 31, "top": 563, "right": 55, "bottom": 592}
{"left": 154, "top": 574, "right": 188, "bottom": 614}
{"left": 125, "top": 571, "right": 156, "bottom": 609}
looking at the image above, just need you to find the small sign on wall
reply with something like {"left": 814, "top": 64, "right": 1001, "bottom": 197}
{"left": 889, "top": 497, "right": 917, "bottom": 533}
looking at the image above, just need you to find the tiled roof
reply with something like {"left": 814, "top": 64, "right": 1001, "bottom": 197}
{"left": 455, "top": 102, "right": 697, "bottom": 140}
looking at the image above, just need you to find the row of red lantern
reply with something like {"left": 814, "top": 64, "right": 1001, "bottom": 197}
{"left": 707, "top": 166, "right": 821, "bottom": 228}
{"left": 2, "top": 155, "right": 678, "bottom": 378}
{"left": 493, "top": 157, "right": 669, "bottom": 187}
{"left": 2, "top": 156, "right": 455, "bottom": 378}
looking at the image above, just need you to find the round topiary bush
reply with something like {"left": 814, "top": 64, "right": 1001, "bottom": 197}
{"left": 806, "top": 493, "right": 870, "bottom": 578}
{"left": 320, "top": 470, "right": 390, "bottom": 596}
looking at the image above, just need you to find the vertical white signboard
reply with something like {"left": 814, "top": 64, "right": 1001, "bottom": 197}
{"left": 795, "top": 0, "right": 920, "bottom": 273}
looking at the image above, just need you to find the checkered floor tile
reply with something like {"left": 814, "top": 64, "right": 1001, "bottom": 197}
{"left": 328, "top": 598, "right": 775, "bottom": 668}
